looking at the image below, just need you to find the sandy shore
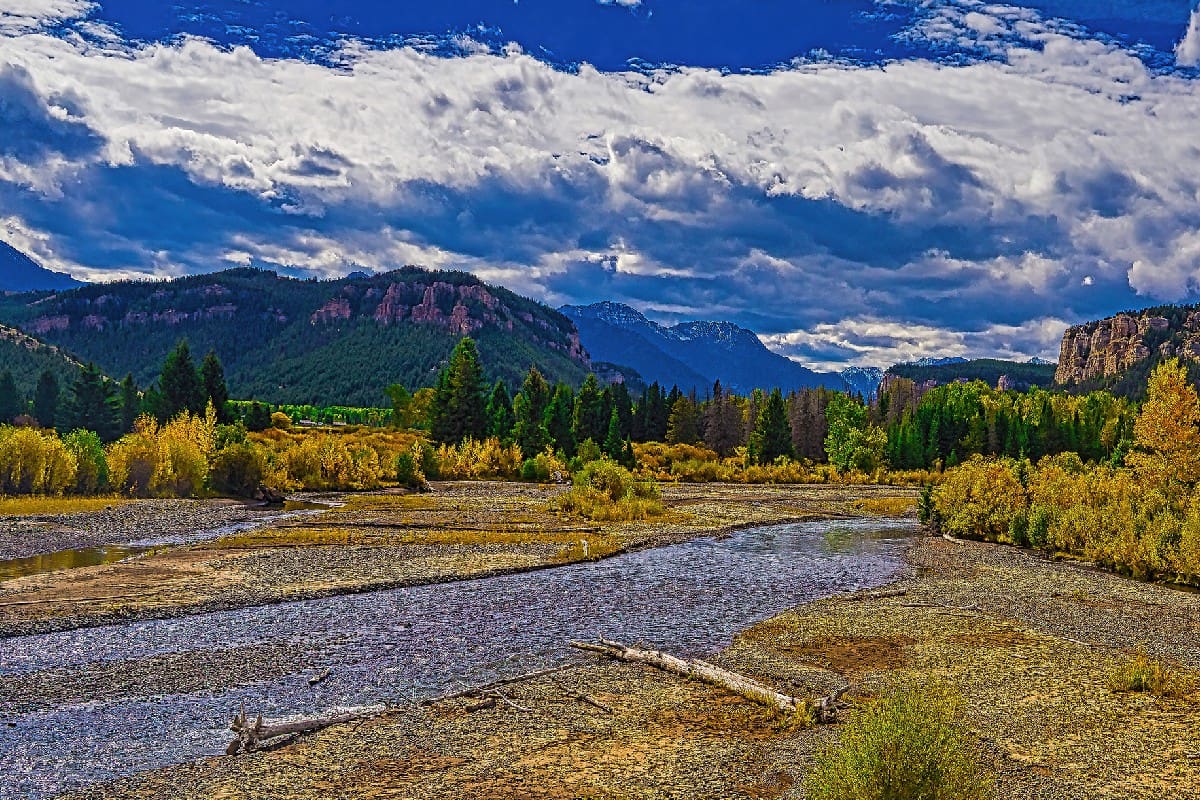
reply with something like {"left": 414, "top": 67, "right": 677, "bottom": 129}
{"left": 58, "top": 534, "right": 1200, "bottom": 800}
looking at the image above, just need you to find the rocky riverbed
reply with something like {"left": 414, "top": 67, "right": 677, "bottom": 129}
{"left": 54, "top": 534, "right": 1200, "bottom": 800}
{"left": 0, "top": 482, "right": 909, "bottom": 638}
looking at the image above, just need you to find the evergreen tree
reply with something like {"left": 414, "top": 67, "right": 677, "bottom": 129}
{"left": 610, "top": 382, "right": 634, "bottom": 440}
{"left": 68, "top": 363, "right": 120, "bottom": 441}
{"left": 513, "top": 366, "right": 552, "bottom": 458}
{"left": 703, "top": 381, "right": 743, "bottom": 457}
{"left": 486, "top": 380, "right": 516, "bottom": 441}
{"left": 119, "top": 374, "right": 140, "bottom": 433}
{"left": 602, "top": 407, "right": 625, "bottom": 460}
{"left": 244, "top": 400, "right": 272, "bottom": 432}
{"left": 200, "top": 350, "right": 232, "bottom": 423}
{"left": 430, "top": 337, "right": 488, "bottom": 445}
{"left": 32, "top": 370, "right": 59, "bottom": 429}
{"left": 545, "top": 383, "right": 576, "bottom": 456}
{"left": 665, "top": 395, "right": 702, "bottom": 445}
{"left": 572, "top": 374, "right": 607, "bottom": 446}
{"left": 749, "top": 388, "right": 793, "bottom": 463}
{"left": 0, "top": 371, "right": 20, "bottom": 423}
{"left": 161, "top": 340, "right": 206, "bottom": 420}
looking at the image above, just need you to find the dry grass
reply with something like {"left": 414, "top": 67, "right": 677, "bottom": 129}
{"left": 0, "top": 496, "right": 130, "bottom": 517}
{"left": 850, "top": 496, "right": 917, "bottom": 517}
{"left": 1107, "top": 650, "right": 1197, "bottom": 698}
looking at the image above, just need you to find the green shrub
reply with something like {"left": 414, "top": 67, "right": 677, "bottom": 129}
{"left": 395, "top": 452, "right": 423, "bottom": 489}
{"left": 805, "top": 685, "right": 995, "bottom": 800}
{"left": 556, "top": 458, "right": 663, "bottom": 522}
{"left": 209, "top": 442, "right": 268, "bottom": 497}
{"left": 63, "top": 430, "right": 108, "bottom": 494}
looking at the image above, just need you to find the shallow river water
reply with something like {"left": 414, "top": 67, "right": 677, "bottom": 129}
{"left": 0, "top": 516, "right": 915, "bottom": 799}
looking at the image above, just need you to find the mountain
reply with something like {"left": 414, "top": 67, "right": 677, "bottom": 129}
{"left": 1055, "top": 305, "right": 1200, "bottom": 398}
{"left": 0, "top": 323, "right": 85, "bottom": 398}
{"left": 908, "top": 356, "right": 969, "bottom": 368}
{"left": 0, "top": 267, "right": 591, "bottom": 407}
{"left": 560, "top": 302, "right": 847, "bottom": 394}
{"left": 840, "top": 366, "right": 885, "bottom": 399}
{"left": 0, "top": 242, "right": 83, "bottom": 292}
{"left": 884, "top": 358, "right": 1057, "bottom": 393}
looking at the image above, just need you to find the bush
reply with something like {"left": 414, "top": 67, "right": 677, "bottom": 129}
{"left": 209, "top": 442, "right": 268, "bottom": 497}
{"left": 556, "top": 458, "right": 663, "bottom": 522}
{"left": 0, "top": 426, "right": 78, "bottom": 495}
{"left": 270, "top": 411, "right": 292, "bottom": 430}
{"left": 395, "top": 451, "right": 424, "bottom": 489}
{"left": 63, "top": 430, "right": 108, "bottom": 494}
{"left": 434, "top": 438, "right": 523, "bottom": 480}
{"left": 931, "top": 456, "right": 1027, "bottom": 541}
{"left": 805, "top": 685, "right": 995, "bottom": 800}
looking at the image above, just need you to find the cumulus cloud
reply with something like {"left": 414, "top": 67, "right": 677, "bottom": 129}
{"left": 1178, "top": 6, "right": 1200, "bottom": 67}
{"left": 1, "top": 0, "right": 1199, "bottom": 365}
{"left": 0, "top": 0, "right": 92, "bottom": 33}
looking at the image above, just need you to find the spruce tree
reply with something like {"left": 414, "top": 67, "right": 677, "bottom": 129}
{"left": 703, "top": 380, "right": 742, "bottom": 456}
{"left": 200, "top": 350, "right": 232, "bottom": 423}
{"left": 0, "top": 371, "right": 20, "bottom": 423}
{"left": 244, "top": 400, "right": 272, "bottom": 432}
{"left": 602, "top": 407, "right": 625, "bottom": 460}
{"left": 486, "top": 380, "right": 515, "bottom": 441}
{"left": 750, "top": 389, "right": 794, "bottom": 464}
{"left": 572, "top": 374, "right": 606, "bottom": 446}
{"left": 431, "top": 338, "right": 488, "bottom": 445}
{"left": 666, "top": 395, "right": 701, "bottom": 445}
{"left": 545, "top": 383, "right": 576, "bottom": 456}
{"left": 119, "top": 374, "right": 140, "bottom": 433}
{"left": 161, "top": 340, "right": 206, "bottom": 419}
{"left": 32, "top": 370, "right": 59, "bottom": 429}
{"left": 68, "top": 363, "right": 120, "bottom": 441}
{"left": 513, "top": 367, "right": 551, "bottom": 458}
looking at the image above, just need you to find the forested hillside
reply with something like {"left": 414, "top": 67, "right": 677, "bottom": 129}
{"left": 0, "top": 324, "right": 84, "bottom": 397}
{"left": 885, "top": 358, "right": 1056, "bottom": 391}
{"left": 0, "top": 268, "right": 591, "bottom": 406}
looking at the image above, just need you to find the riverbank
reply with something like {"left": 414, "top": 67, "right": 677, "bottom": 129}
{"left": 0, "top": 482, "right": 909, "bottom": 638}
{"left": 62, "top": 533, "right": 1200, "bottom": 800}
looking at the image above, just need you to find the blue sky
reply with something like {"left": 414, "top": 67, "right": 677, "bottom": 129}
{"left": 2, "top": 0, "right": 1200, "bottom": 368}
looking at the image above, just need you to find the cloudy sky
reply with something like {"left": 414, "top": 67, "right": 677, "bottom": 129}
{"left": 2, "top": 0, "right": 1199, "bottom": 369}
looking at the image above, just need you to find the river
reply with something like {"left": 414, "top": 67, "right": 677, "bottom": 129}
{"left": 0, "top": 516, "right": 915, "bottom": 799}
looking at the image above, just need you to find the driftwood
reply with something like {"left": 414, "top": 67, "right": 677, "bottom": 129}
{"left": 840, "top": 587, "right": 908, "bottom": 602}
{"left": 570, "top": 638, "right": 805, "bottom": 715}
{"left": 308, "top": 668, "right": 332, "bottom": 686}
{"left": 226, "top": 705, "right": 378, "bottom": 755}
{"left": 571, "top": 638, "right": 851, "bottom": 723}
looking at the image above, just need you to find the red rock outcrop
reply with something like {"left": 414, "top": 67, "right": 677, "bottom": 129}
{"left": 1055, "top": 311, "right": 1200, "bottom": 385}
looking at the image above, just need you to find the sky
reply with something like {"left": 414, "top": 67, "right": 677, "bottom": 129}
{"left": 1, "top": 0, "right": 1200, "bottom": 370}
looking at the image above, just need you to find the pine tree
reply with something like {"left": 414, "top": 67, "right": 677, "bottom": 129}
{"left": 430, "top": 338, "right": 488, "bottom": 445}
{"left": 602, "top": 407, "right": 625, "bottom": 460}
{"left": 32, "top": 370, "right": 59, "bottom": 429}
{"left": 545, "top": 383, "right": 576, "bottom": 456}
{"left": 119, "top": 374, "right": 140, "bottom": 433}
{"left": 244, "top": 400, "right": 272, "bottom": 432}
{"left": 68, "top": 363, "right": 120, "bottom": 441}
{"left": 513, "top": 367, "right": 552, "bottom": 458}
{"left": 610, "top": 382, "right": 634, "bottom": 441}
{"left": 486, "top": 380, "right": 515, "bottom": 441}
{"left": 161, "top": 340, "right": 206, "bottom": 420}
{"left": 572, "top": 374, "right": 607, "bottom": 446}
{"left": 703, "top": 381, "right": 743, "bottom": 456}
{"left": 666, "top": 395, "right": 701, "bottom": 445}
{"left": 0, "top": 371, "right": 20, "bottom": 424}
{"left": 749, "top": 388, "right": 793, "bottom": 464}
{"left": 200, "top": 350, "right": 232, "bottom": 424}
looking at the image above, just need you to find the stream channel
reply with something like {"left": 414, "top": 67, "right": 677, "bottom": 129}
{"left": 0, "top": 516, "right": 916, "bottom": 799}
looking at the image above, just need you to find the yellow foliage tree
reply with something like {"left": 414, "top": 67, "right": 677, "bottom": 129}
{"left": 1126, "top": 359, "right": 1200, "bottom": 494}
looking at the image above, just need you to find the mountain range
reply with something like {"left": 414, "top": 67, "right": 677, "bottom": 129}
{"left": 560, "top": 302, "right": 848, "bottom": 395}
{"left": 0, "top": 242, "right": 83, "bottom": 293}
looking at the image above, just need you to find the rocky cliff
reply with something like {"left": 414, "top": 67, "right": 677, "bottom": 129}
{"left": 1054, "top": 308, "right": 1200, "bottom": 386}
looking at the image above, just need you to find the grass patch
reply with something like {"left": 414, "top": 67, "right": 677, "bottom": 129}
{"left": 851, "top": 496, "right": 916, "bottom": 517}
{"left": 1107, "top": 650, "right": 1196, "bottom": 698}
{"left": 805, "top": 684, "right": 995, "bottom": 800}
{"left": 0, "top": 496, "right": 130, "bottom": 517}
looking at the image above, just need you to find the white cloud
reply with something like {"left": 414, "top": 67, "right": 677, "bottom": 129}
{"left": 761, "top": 315, "right": 1069, "bottom": 371}
{"left": 1, "top": 0, "right": 1200, "bottom": 365}
{"left": 1178, "top": 6, "right": 1200, "bottom": 67}
{"left": 0, "top": 0, "right": 92, "bottom": 33}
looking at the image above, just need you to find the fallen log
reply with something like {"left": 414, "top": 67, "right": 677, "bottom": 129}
{"left": 226, "top": 705, "right": 380, "bottom": 755}
{"left": 570, "top": 638, "right": 806, "bottom": 716}
{"left": 421, "top": 664, "right": 577, "bottom": 706}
